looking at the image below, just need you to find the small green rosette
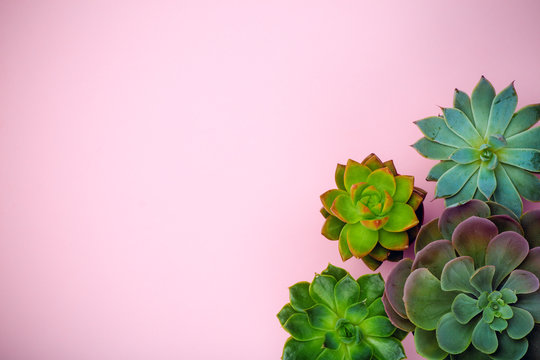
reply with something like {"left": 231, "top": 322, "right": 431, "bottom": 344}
{"left": 320, "top": 153, "right": 426, "bottom": 270}
{"left": 278, "top": 264, "right": 408, "bottom": 360}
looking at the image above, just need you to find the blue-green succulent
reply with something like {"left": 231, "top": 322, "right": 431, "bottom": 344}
{"left": 413, "top": 76, "right": 540, "bottom": 216}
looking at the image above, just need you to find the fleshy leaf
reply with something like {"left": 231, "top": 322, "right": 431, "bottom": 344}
{"left": 412, "top": 240, "right": 456, "bottom": 279}
{"left": 344, "top": 160, "right": 372, "bottom": 192}
{"left": 348, "top": 342, "right": 373, "bottom": 360}
{"left": 485, "top": 231, "right": 529, "bottom": 288}
{"left": 382, "top": 293, "right": 415, "bottom": 332}
{"left": 452, "top": 216, "right": 498, "bottom": 268}
{"left": 427, "top": 161, "right": 457, "bottom": 181}
{"left": 320, "top": 189, "right": 347, "bottom": 214}
{"left": 306, "top": 304, "right": 339, "bottom": 330}
{"left": 493, "top": 165, "right": 523, "bottom": 217}
{"left": 472, "top": 319, "right": 498, "bottom": 354}
{"left": 309, "top": 275, "right": 337, "bottom": 311}
{"left": 441, "top": 256, "right": 477, "bottom": 294}
{"left": 515, "top": 290, "right": 540, "bottom": 322}
{"left": 366, "top": 167, "right": 396, "bottom": 197}
{"left": 344, "top": 302, "right": 368, "bottom": 325}
{"left": 454, "top": 89, "right": 474, "bottom": 123}
{"left": 506, "top": 306, "right": 534, "bottom": 340}
{"left": 487, "top": 215, "right": 524, "bottom": 236}
{"left": 444, "top": 171, "right": 480, "bottom": 207}
{"left": 290, "top": 282, "right": 316, "bottom": 311}
{"left": 363, "top": 336, "right": 406, "bottom": 360}
{"left": 379, "top": 229, "right": 409, "bottom": 251}
{"left": 443, "top": 107, "right": 483, "bottom": 147}
{"left": 505, "top": 103, "right": 540, "bottom": 137}
{"left": 415, "top": 328, "right": 448, "bottom": 360}
{"left": 415, "top": 218, "right": 444, "bottom": 253}
{"left": 367, "top": 298, "right": 386, "bottom": 317}
{"left": 415, "top": 116, "right": 470, "bottom": 148}
{"left": 519, "top": 247, "right": 540, "bottom": 279}
{"left": 404, "top": 268, "right": 457, "bottom": 330}
{"left": 385, "top": 259, "right": 412, "bottom": 318}
{"left": 470, "top": 265, "right": 495, "bottom": 294}
{"left": 335, "top": 164, "right": 346, "bottom": 190}
{"left": 451, "top": 148, "right": 481, "bottom": 164}
{"left": 383, "top": 203, "right": 418, "bottom": 232}
{"left": 503, "top": 164, "right": 540, "bottom": 202}
{"left": 435, "top": 162, "right": 479, "bottom": 198}
{"left": 478, "top": 162, "right": 497, "bottom": 199}
{"left": 369, "top": 243, "right": 390, "bottom": 262}
{"left": 413, "top": 138, "right": 456, "bottom": 160}
{"left": 451, "top": 293, "right": 482, "bottom": 324}
{"left": 322, "top": 264, "right": 348, "bottom": 282}
{"left": 490, "top": 317, "right": 508, "bottom": 332}
{"left": 282, "top": 337, "right": 325, "bottom": 360}
{"left": 436, "top": 312, "right": 475, "bottom": 354}
{"left": 471, "top": 76, "right": 496, "bottom": 138}
{"left": 322, "top": 215, "right": 345, "bottom": 240}
{"left": 338, "top": 225, "right": 353, "bottom": 261}
{"left": 361, "top": 255, "right": 382, "bottom": 271}
{"left": 322, "top": 333, "right": 340, "bottom": 350}
{"left": 278, "top": 304, "right": 297, "bottom": 326}
{"left": 360, "top": 217, "right": 389, "bottom": 231}
{"left": 331, "top": 195, "right": 362, "bottom": 223}
{"left": 334, "top": 275, "right": 361, "bottom": 316}
{"left": 357, "top": 273, "right": 384, "bottom": 306}
{"left": 439, "top": 199, "right": 491, "bottom": 239}
{"left": 498, "top": 148, "right": 540, "bottom": 172}
{"left": 489, "top": 332, "right": 528, "bottom": 360}
{"left": 284, "top": 313, "right": 325, "bottom": 340}
{"left": 506, "top": 126, "right": 540, "bottom": 150}
{"left": 360, "top": 316, "right": 396, "bottom": 337}
{"left": 362, "top": 153, "right": 384, "bottom": 171}
{"left": 501, "top": 270, "right": 539, "bottom": 294}
{"left": 393, "top": 175, "right": 414, "bottom": 203}
{"left": 346, "top": 222, "right": 379, "bottom": 258}
{"left": 486, "top": 82, "right": 518, "bottom": 136}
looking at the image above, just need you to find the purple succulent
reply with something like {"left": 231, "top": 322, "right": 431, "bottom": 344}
{"left": 383, "top": 200, "right": 540, "bottom": 359}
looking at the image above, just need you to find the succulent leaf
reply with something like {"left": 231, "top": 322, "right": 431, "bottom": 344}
{"left": 451, "top": 293, "right": 482, "bottom": 324}
{"left": 441, "top": 256, "right": 477, "bottom": 294}
{"left": 344, "top": 160, "right": 371, "bottom": 192}
{"left": 335, "top": 164, "right": 346, "bottom": 191}
{"left": 321, "top": 215, "right": 345, "bottom": 240}
{"left": 506, "top": 307, "right": 534, "bottom": 340}
{"left": 415, "top": 328, "right": 448, "bottom": 360}
{"left": 454, "top": 89, "right": 474, "bottom": 123}
{"left": 452, "top": 216, "right": 498, "bottom": 268}
{"left": 413, "top": 137, "right": 456, "bottom": 160}
{"left": 443, "top": 107, "right": 484, "bottom": 147}
{"left": 412, "top": 240, "right": 456, "bottom": 279}
{"left": 486, "top": 82, "right": 518, "bottom": 136}
{"left": 492, "top": 165, "right": 523, "bottom": 217}
{"left": 501, "top": 270, "right": 539, "bottom": 294}
{"left": 279, "top": 265, "right": 407, "bottom": 360}
{"left": 416, "top": 116, "right": 469, "bottom": 148}
{"left": 436, "top": 312, "right": 476, "bottom": 354}
{"left": 503, "top": 164, "right": 540, "bottom": 202}
{"left": 471, "top": 76, "right": 496, "bottom": 137}
{"left": 472, "top": 319, "right": 498, "bottom": 354}
{"left": 435, "top": 162, "right": 479, "bottom": 198}
{"left": 427, "top": 160, "right": 456, "bottom": 181}
{"left": 504, "top": 103, "right": 540, "bottom": 137}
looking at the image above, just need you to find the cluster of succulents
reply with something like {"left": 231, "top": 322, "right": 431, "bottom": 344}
{"left": 320, "top": 153, "right": 426, "bottom": 270}
{"left": 278, "top": 264, "right": 408, "bottom": 360}
{"left": 278, "top": 77, "right": 540, "bottom": 360}
{"left": 413, "top": 76, "right": 540, "bottom": 216}
{"left": 384, "top": 200, "right": 540, "bottom": 359}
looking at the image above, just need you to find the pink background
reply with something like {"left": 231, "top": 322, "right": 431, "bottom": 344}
{"left": 1, "top": 1, "right": 539, "bottom": 359}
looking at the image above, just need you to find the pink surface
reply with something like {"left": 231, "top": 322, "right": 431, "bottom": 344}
{"left": 1, "top": 1, "right": 540, "bottom": 359}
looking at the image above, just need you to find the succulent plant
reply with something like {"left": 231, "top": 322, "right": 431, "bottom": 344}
{"left": 383, "top": 200, "right": 540, "bottom": 360}
{"left": 278, "top": 264, "right": 408, "bottom": 360}
{"left": 412, "top": 76, "right": 540, "bottom": 216}
{"left": 320, "top": 153, "right": 426, "bottom": 270}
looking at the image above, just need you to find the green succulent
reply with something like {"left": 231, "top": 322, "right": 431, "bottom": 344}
{"left": 278, "top": 264, "right": 408, "bottom": 360}
{"left": 412, "top": 76, "right": 540, "bottom": 216}
{"left": 320, "top": 153, "right": 426, "bottom": 270}
{"left": 383, "top": 200, "right": 540, "bottom": 360}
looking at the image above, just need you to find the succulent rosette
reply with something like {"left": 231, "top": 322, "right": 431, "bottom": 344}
{"left": 383, "top": 200, "right": 540, "bottom": 360}
{"left": 277, "top": 264, "right": 408, "bottom": 360}
{"left": 320, "top": 154, "right": 426, "bottom": 270}
{"left": 412, "top": 76, "right": 540, "bottom": 216}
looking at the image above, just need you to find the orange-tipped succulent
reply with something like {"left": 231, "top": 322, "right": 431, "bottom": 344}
{"left": 320, "top": 154, "right": 426, "bottom": 270}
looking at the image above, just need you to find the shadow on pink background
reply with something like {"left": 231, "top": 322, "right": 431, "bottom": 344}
{"left": 0, "top": 1, "right": 539, "bottom": 359}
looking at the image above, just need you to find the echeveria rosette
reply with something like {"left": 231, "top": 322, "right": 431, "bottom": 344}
{"left": 278, "top": 264, "right": 408, "bottom": 360}
{"left": 320, "top": 154, "right": 426, "bottom": 270}
{"left": 383, "top": 200, "right": 540, "bottom": 360}
{"left": 412, "top": 76, "right": 540, "bottom": 216}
